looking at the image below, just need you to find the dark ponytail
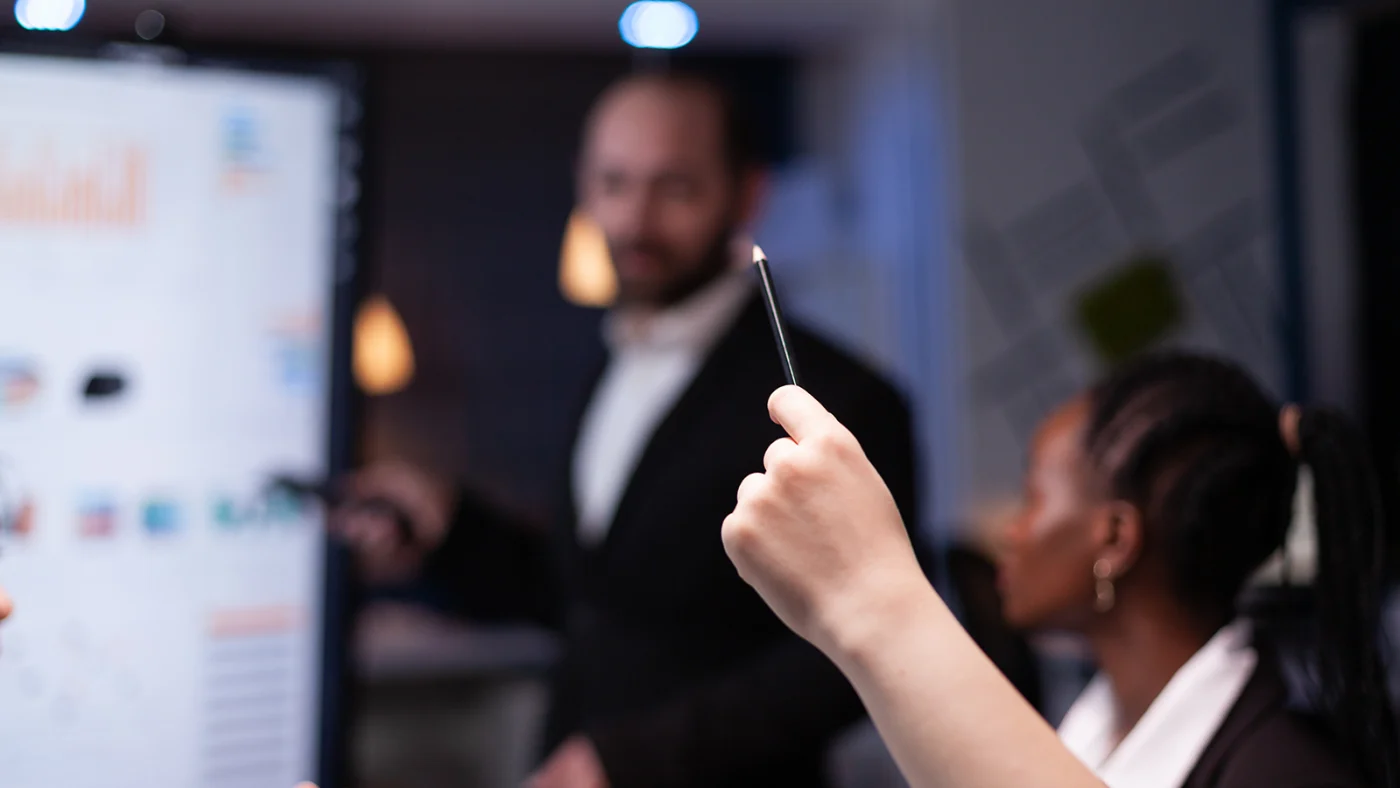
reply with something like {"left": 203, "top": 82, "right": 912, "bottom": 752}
{"left": 1297, "top": 408, "right": 1400, "bottom": 787}
{"left": 1084, "top": 351, "right": 1399, "bottom": 786}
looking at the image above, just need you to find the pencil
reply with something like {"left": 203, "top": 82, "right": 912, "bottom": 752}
{"left": 752, "top": 243, "right": 800, "bottom": 387}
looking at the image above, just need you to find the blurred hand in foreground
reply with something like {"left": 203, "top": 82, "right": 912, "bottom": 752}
{"left": 330, "top": 461, "right": 456, "bottom": 584}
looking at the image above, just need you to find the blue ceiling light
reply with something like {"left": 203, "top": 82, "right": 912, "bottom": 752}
{"left": 14, "top": 0, "right": 86, "bottom": 30}
{"left": 619, "top": 1, "right": 698, "bottom": 50}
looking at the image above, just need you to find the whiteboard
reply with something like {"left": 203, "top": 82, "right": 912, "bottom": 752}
{"left": 0, "top": 51, "right": 346, "bottom": 788}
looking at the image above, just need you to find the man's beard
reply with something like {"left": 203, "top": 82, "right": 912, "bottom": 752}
{"left": 611, "top": 225, "right": 738, "bottom": 309}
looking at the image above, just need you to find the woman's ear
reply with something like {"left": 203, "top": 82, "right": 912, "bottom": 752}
{"left": 1090, "top": 500, "right": 1144, "bottom": 578}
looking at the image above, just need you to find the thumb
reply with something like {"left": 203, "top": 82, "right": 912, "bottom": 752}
{"left": 768, "top": 385, "right": 836, "bottom": 444}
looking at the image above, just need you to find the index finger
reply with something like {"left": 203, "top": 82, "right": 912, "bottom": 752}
{"left": 767, "top": 385, "right": 838, "bottom": 444}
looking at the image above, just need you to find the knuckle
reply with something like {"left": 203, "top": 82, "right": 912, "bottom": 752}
{"left": 775, "top": 450, "right": 819, "bottom": 486}
{"left": 722, "top": 514, "right": 756, "bottom": 549}
{"left": 767, "top": 465, "right": 800, "bottom": 496}
{"left": 818, "top": 427, "right": 858, "bottom": 459}
{"left": 743, "top": 481, "right": 773, "bottom": 510}
{"left": 811, "top": 428, "right": 841, "bottom": 453}
{"left": 736, "top": 472, "right": 764, "bottom": 501}
{"left": 769, "top": 450, "right": 798, "bottom": 478}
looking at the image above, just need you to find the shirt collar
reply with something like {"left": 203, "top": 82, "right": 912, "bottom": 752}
{"left": 1058, "top": 620, "right": 1258, "bottom": 788}
{"left": 603, "top": 267, "right": 755, "bottom": 353}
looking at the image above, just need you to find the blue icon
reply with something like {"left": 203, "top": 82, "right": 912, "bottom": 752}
{"left": 224, "top": 111, "right": 261, "bottom": 163}
{"left": 142, "top": 498, "right": 181, "bottom": 535}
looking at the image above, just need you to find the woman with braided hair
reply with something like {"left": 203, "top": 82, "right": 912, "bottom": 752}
{"left": 995, "top": 352, "right": 1396, "bottom": 786}
{"left": 721, "top": 351, "right": 1398, "bottom": 788}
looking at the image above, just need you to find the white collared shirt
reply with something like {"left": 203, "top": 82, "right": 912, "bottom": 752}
{"left": 572, "top": 268, "right": 755, "bottom": 546}
{"left": 1058, "top": 620, "right": 1258, "bottom": 788}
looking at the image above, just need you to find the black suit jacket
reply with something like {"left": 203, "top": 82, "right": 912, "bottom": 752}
{"left": 1184, "top": 655, "right": 1366, "bottom": 788}
{"left": 422, "top": 293, "right": 921, "bottom": 787}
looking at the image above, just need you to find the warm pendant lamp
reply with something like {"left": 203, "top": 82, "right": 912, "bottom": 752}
{"left": 353, "top": 295, "right": 415, "bottom": 395}
{"left": 559, "top": 209, "right": 617, "bottom": 307}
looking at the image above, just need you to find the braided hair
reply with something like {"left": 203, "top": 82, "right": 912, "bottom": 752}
{"left": 1083, "top": 350, "right": 1399, "bottom": 787}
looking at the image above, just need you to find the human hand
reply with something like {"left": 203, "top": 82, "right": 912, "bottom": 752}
{"left": 722, "top": 386, "right": 927, "bottom": 657}
{"left": 330, "top": 461, "right": 456, "bottom": 584}
{"left": 526, "top": 736, "right": 609, "bottom": 788}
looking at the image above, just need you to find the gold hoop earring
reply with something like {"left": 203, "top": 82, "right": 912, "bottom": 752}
{"left": 1093, "top": 559, "right": 1116, "bottom": 613}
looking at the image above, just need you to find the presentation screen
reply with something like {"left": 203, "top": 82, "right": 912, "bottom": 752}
{"left": 0, "top": 51, "right": 346, "bottom": 788}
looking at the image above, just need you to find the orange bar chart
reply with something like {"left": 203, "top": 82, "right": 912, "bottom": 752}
{"left": 0, "top": 144, "right": 148, "bottom": 227}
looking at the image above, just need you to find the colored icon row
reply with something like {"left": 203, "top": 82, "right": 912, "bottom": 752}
{"left": 211, "top": 488, "right": 304, "bottom": 530}
{"left": 0, "top": 490, "right": 311, "bottom": 541}
{"left": 77, "top": 494, "right": 188, "bottom": 539}
{"left": 0, "top": 358, "right": 133, "bottom": 414}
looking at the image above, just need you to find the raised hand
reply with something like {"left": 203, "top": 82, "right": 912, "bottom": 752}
{"left": 721, "top": 385, "right": 925, "bottom": 655}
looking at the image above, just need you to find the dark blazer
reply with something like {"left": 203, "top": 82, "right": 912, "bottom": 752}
{"left": 1184, "top": 655, "right": 1367, "bottom": 788}
{"left": 422, "top": 292, "right": 921, "bottom": 788}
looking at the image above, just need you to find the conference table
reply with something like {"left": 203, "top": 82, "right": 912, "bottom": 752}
{"left": 354, "top": 602, "right": 558, "bottom": 788}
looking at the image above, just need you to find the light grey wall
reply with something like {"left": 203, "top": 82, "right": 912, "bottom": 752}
{"left": 947, "top": 0, "right": 1286, "bottom": 520}
{"left": 772, "top": 0, "right": 1311, "bottom": 531}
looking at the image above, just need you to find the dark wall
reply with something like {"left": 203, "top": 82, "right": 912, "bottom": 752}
{"left": 361, "top": 52, "right": 624, "bottom": 517}
{"left": 359, "top": 50, "right": 797, "bottom": 519}
{"left": 1352, "top": 13, "right": 1400, "bottom": 561}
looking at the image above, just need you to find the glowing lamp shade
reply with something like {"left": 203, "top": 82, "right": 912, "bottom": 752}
{"left": 353, "top": 296, "right": 415, "bottom": 396}
{"left": 14, "top": 0, "right": 85, "bottom": 30}
{"left": 619, "top": 1, "right": 698, "bottom": 50}
{"left": 559, "top": 210, "right": 617, "bottom": 307}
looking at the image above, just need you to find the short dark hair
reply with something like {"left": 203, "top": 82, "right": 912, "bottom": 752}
{"left": 590, "top": 70, "right": 760, "bottom": 176}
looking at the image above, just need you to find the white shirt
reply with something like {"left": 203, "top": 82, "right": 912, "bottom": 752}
{"left": 1058, "top": 620, "right": 1257, "bottom": 788}
{"left": 572, "top": 268, "right": 755, "bottom": 546}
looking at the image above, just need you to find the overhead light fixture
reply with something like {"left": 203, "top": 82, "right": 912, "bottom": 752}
{"left": 14, "top": 0, "right": 85, "bottom": 31}
{"left": 619, "top": 1, "right": 698, "bottom": 50}
{"left": 134, "top": 9, "right": 166, "bottom": 41}
{"left": 353, "top": 296, "right": 416, "bottom": 396}
{"left": 559, "top": 209, "right": 617, "bottom": 307}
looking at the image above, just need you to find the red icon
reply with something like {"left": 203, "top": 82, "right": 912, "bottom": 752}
{"left": 78, "top": 495, "right": 117, "bottom": 539}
